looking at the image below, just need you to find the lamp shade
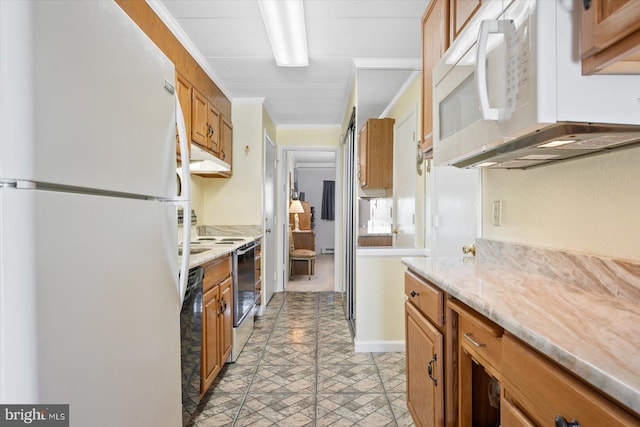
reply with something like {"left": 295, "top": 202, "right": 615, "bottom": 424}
{"left": 289, "top": 199, "right": 305, "bottom": 214}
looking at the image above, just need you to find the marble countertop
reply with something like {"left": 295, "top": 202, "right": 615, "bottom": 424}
{"left": 180, "top": 235, "right": 262, "bottom": 269}
{"left": 402, "top": 256, "right": 640, "bottom": 415}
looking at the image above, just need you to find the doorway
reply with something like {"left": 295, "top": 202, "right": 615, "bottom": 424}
{"left": 280, "top": 147, "right": 339, "bottom": 293}
{"left": 262, "top": 131, "right": 277, "bottom": 305}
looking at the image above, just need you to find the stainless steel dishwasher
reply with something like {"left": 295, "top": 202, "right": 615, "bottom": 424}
{"left": 180, "top": 266, "right": 204, "bottom": 426}
{"left": 231, "top": 240, "right": 258, "bottom": 361}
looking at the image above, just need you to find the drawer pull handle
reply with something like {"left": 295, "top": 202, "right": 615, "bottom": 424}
{"left": 464, "top": 333, "right": 486, "bottom": 347}
{"left": 555, "top": 416, "right": 580, "bottom": 427}
{"left": 410, "top": 290, "right": 419, "bottom": 298}
{"left": 427, "top": 355, "right": 437, "bottom": 386}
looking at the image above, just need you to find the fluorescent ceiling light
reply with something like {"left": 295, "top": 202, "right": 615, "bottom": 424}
{"left": 537, "top": 140, "right": 576, "bottom": 148}
{"left": 476, "top": 161, "right": 497, "bottom": 167}
{"left": 258, "top": 0, "right": 309, "bottom": 67}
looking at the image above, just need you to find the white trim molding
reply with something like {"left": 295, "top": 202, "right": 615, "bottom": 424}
{"left": 354, "top": 339, "right": 406, "bottom": 353}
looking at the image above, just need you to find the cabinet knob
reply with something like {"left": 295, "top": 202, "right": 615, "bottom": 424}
{"left": 583, "top": 0, "right": 591, "bottom": 10}
{"left": 410, "top": 290, "right": 419, "bottom": 298}
{"left": 555, "top": 415, "right": 580, "bottom": 427}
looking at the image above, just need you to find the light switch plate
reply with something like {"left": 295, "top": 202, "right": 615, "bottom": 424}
{"left": 492, "top": 200, "right": 502, "bottom": 226}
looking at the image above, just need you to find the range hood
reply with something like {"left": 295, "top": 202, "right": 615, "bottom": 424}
{"left": 188, "top": 143, "right": 230, "bottom": 173}
{"left": 452, "top": 122, "right": 640, "bottom": 170}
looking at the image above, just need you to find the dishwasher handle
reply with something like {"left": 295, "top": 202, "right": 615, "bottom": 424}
{"left": 236, "top": 241, "right": 258, "bottom": 256}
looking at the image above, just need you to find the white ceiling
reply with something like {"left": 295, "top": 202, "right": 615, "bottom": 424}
{"left": 154, "top": 0, "right": 426, "bottom": 127}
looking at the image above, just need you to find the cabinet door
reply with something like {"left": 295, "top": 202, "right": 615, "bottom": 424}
{"left": 421, "top": 0, "right": 449, "bottom": 155}
{"left": 358, "top": 123, "right": 368, "bottom": 187}
{"left": 208, "top": 102, "right": 220, "bottom": 156}
{"left": 406, "top": 301, "right": 444, "bottom": 427}
{"left": 451, "top": 0, "right": 481, "bottom": 41}
{"left": 581, "top": 0, "right": 640, "bottom": 73}
{"left": 220, "top": 114, "right": 233, "bottom": 167}
{"left": 218, "top": 276, "right": 233, "bottom": 364}
{"left": 202, "top": 285, "right": 220, "bottom": 393}
{"left": 191, "top": 88, "right": 208, "bottom": 149}
{"left": 175, "top": 71, "right": 192, "bottom": 159}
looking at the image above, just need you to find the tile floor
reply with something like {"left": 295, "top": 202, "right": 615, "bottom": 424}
{"left": 189, "top": 292, "right": 414, "bottom": 426}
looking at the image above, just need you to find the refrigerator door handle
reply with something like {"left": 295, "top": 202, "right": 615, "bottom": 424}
{"left": 176, "top": 96, "right": 191, "bottom": 305}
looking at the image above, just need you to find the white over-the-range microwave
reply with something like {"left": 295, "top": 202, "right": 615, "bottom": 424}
{"left": 433, "top": 0, "right": 640, "bottom": 169}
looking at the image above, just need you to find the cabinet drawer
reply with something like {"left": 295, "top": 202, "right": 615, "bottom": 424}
{"left": 203, "top": 255, "right": 231, "bottom": 292}
{"left": 501, "top": 393, "right": 536, "bottom": 427}
{"left": 405, "top": 271, "right": 443, "bottom": 327}
{"left": 502, "top": 334, "right": 640, "bottom": 427}
{"left": 449, "top": 300, "right": 503, "bottom": 376}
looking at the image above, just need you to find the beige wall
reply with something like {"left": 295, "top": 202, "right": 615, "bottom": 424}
{"left": 483, "top": 146, "right": 640, "bottom": 261}
{"left": 355, "top": 256, "right": 406, "bottom": 348}
{"left": 200, "top": 100, "right": 265, "bottom": 225}
{"left": 190, "top": 175, "right": 205, "bottom": 223}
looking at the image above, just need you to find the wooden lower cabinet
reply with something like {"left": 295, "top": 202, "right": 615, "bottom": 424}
{"left": 201, "top": 256, "right": 233, "bottom": 395}
{"left": 404, "top": 270, "right": 640, "bottom": 427}
{"left": 202, "top": 284, "right": 221, "bottom": 393}
{"left": 218, "top": 276, "right": 233, "bottom": 363}
{"left": 502, "top": 333, "right": 640, "bottom": 427}
{"left": 406, "top": 301, "right": 444, "bottom": 427}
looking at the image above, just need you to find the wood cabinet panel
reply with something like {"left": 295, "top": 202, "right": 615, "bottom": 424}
{"left": 175, "top": 71, "right": 192, "bottom": 159}
{"left": 202, "top": 285, "right": 220, "bottom": 393}
{"left": 207, "top": 102, "right": 220, "bottom": 155}
{"left": 191, "top": 88, "right": 208, "bottom": 148}
{"left": 358, "top": 118, "right": 395, "bottom": 189}
{"left": 218, "top": 276, "right": 233, "bottom": 363}
{"left": 421, "top": 0, "right": 449, "bottom": 155}
{"left": 203, "top": 255, "right": 232, "bottom": 292}
{"left": 502, "top": 333, "right": 640, "bottom": 427}
{"left": 220, "top": 114, "right": 233, "bottom": 166}
{"left": 581, "top": 0, "right": 640, "bottom": 73}
{"left": 451, "top": 0, "right": 480, "bottom": 42}
{"left": 501, "top": 392, "right": 536, "bottom": 427}
{"left": 406, "top": 301, "right": 445, "bottom": 427}
{"left": 405, "top": 271, "right": 444, "bottom": 327}
{"left": 449, "top": 299, "right": 503, "bottom": 377}
{"left": 357, "top": 235, "right": 392, "bottom": 247}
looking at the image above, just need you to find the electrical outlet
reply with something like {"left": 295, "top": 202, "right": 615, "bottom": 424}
{"left": 492, "top": 201, "right": 502, "bottom": 226}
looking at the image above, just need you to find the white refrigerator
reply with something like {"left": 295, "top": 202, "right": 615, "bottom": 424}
{"left": 0, "top": 2, "right": 190, "bottom": 425}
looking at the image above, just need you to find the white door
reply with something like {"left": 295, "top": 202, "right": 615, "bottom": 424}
{"left": 263, "top": 133, "right": 277, "bottom": 304}
{"left": 430, "top": 166, "right": 481, "bottom": 256}
{"left": 393, "top": 109, "right": 418, "bottom": 247}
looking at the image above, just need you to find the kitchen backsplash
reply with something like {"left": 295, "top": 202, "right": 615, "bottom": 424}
{"left": 476, "top": 239, "right": 640, "bottom": 302}
{"left": 198, "top": 224, "right": 262, "bottom": 237}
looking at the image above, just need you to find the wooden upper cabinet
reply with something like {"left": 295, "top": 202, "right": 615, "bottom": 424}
{"left": 207, "top": 102, "right": 221, "bottom": 156}
{"left": 581, "top": 0, "right": 640, "bottom": 74}
{"left": 358, "top": 123, "right": 368, "bottom": 187}
{"left": 191, "top": 88, "right": 208, "bottom": 149}
{"left": 220, "top": 114, "right": 233, "bottom": 169}
{"left": 450, "top": 0, "right": 480, "bottom": 42}
{"left": 358, "top": 118, "right": 394, "bottom": 189}
{"left": 421, "top": 0, "right": 450, "bottom": 155}
{"left": 175, "top": 71, "right": 192, "bottom": 159}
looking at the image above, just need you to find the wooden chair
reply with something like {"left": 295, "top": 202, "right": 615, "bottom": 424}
{"left": 289, "top": 231, "right": 316, "bottom": 280}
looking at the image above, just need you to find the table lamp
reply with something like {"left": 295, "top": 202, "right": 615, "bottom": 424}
{"left": 289, "top": 199, "right": 305, "bottom": 231}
